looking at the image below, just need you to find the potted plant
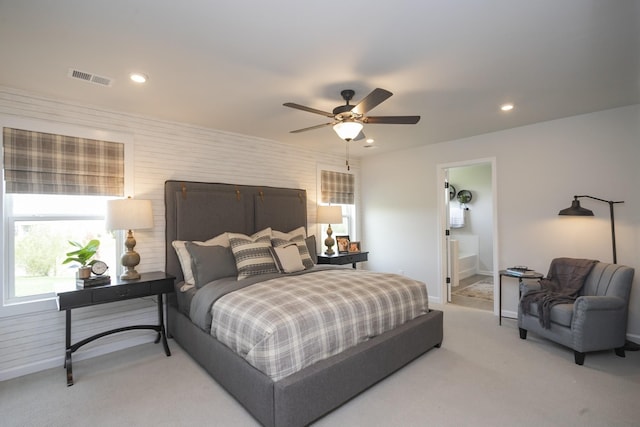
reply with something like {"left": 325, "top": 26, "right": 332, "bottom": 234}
{"left": 63, "top": 239, "right": 100, "bottom": 279}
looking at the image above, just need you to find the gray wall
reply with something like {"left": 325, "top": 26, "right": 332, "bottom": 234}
{"left": 361, "top": 105, "right": 640, "bottom": 340}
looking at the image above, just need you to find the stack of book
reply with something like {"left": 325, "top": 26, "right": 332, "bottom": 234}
{"left": 76, "top": 275, "right": 111, "bottom": 288}
{"left": 505, "top": 267, "right": 538, "bottom": 277}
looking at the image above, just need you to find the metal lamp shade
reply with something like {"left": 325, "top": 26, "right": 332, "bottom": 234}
{"left": 558, "top": 198, "right": 594, "bottom": 216}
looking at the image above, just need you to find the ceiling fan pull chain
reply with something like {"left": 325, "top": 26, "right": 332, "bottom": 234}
{"left": 346, "top": 142, "right": 350, "bottom": 171}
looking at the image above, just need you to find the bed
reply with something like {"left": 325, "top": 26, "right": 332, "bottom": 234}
{"left": 165, "top": 180, "right": 443, "bottom": 427}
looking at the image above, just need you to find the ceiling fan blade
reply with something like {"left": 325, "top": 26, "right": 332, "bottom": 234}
{"left": 290, "top": 122, "right": 334, "bottom": 133}
{"left": 283, "top": 102, "right": 334, "bottom": 118}
{"left": 351, "top": 88, "right": 393, "bottom": 115}
{"left": 363, "top": 115, "right": 421, "bottom": 124}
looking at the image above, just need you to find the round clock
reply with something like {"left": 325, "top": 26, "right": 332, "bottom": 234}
{"left": 449, "top": 185, "right": 456, "bottom": 200}
{"left": 91, "top": 260, "right": 108, "bottom": 276}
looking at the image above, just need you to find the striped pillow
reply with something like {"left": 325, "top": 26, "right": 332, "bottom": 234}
{"left": 228, "top": 228, "right": 278, "bottom": 280}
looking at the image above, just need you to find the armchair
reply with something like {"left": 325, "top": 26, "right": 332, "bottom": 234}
{"left": 518, "top": 259, "right": 634, "bottom": 365}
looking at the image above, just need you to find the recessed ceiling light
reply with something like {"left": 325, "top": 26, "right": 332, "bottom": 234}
{"left": 129, "top": 72, "right": 148, "bottom": 83}
{"left": 500, "top": 103, "right": 514, "bottom": 112}
{"left": 366, "top": 138, "right": 374, "bottom": 144}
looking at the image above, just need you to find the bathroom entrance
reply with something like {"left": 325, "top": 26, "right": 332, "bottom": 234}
{"left": 440, "top": 158, "right": 498, "bottom": 313}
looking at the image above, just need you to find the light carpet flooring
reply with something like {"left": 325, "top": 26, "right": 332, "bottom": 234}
{"left": 1, "top": 304, "right": 639, "bottom": 427}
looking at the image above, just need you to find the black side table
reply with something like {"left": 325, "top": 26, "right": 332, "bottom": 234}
{"left": 498, "top": 269, "right": 543, "bottom": 325}
{"left": 56, "top": 271, "right": 175, "bottom": 386}
{"left": 317, "top": 252, "right": 368, "bottom": 269}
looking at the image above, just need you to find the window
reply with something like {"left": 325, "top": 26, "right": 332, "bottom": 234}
{"left": 1, "top": 121, "right": 131, "bottom": 314}
{"left": 6, "top": 194, "right": 117, "bottom": 301}
{"left": 318, "top": 167, "right": 357, "bottom": 245}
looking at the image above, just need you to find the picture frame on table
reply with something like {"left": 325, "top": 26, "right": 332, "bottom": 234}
{"left": 336, "top": 235, "right": 350, "bottom": 254}
{"left": 348, "top": 241, "right": 361, "bottom": 253}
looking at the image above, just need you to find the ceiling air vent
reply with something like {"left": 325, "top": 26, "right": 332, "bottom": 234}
{"left": 68, "top": 68, "right": 114, "bottom": 87}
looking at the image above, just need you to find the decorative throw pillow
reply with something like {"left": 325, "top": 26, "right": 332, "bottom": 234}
{"left": 272, "top": 227, "right": 314, "bottom": 270}
{"left": 172, "top": 233, "right": 229, "bottom": 285}
{"left": 270, "top": 243, "right": 305, "bottom": 273}
{"left": 228, "top": 228, "right": 278, "bottom": 280}
{"left": 184, "top": 242, "right": 237, "bottom": 288}
{"left": 305, "top": 235, "right": 317, "bottom": 263}
{"left": 272, "top": 226, "right": 307, "bottom": 240}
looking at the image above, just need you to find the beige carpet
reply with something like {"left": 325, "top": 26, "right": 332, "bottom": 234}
{"left": 452, "top": 277, "right": 494, "bottom": 301}
{"left": 1, "top": 304, "right": 639, "bottom": 426}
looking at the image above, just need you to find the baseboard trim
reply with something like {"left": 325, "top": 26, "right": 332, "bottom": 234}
{"left": 0, "top": 335, "right": 156, "bottom": 382}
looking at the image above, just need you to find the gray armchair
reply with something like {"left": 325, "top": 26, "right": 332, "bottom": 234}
{"left": 518, "top": 259, "right": 634, "bottom": 365}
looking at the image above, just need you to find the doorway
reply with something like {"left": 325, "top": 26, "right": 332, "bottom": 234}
{"left": 438, "top": 158, "right": 499, "bottom": 315}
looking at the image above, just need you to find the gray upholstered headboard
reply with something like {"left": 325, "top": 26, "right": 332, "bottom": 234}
{"left": 164, "top": 180, "right": 307, "bottom": 283}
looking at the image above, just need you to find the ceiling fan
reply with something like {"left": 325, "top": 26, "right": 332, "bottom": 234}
{"left": 283, "top": 88, "right": 420, "bottom": 142}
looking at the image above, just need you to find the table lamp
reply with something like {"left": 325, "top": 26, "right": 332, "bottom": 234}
{"left": 106, "top": 197, "right": 153, "bottom": 280}
{"left": 317, "top": 205, "right": 342, "bottom": 256}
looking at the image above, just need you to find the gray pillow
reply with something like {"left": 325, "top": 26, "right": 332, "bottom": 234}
{"left": 185, "top": 242, "right": 237, "bottom": 288}
{"left": 305, "top": 235, "right": 317, "bottom": 262}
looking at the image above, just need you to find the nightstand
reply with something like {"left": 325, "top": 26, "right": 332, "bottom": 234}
{"left": 56, "top": 271, "right": 175, "bottom": 386}
{"left": 317, "top": 252, "right": 368, "bottom": 269}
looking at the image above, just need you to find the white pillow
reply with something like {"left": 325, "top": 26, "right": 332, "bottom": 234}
{"left": 272, "top": 226, "right": 307, "bottom": 240}
{"left": 270, "top": 244, "right": 305, "bottom": 273}
{"left": 172, "top": 233, "right": 229, "bottom": 285}
{"left": 272, "top": 226, "right": 314, "bottom": 270}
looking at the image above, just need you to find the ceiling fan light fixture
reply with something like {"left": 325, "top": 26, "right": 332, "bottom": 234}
{"left": 333, "top": 121, "right": 363, "bottom": 141}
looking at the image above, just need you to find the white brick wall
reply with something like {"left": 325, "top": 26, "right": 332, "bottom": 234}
{"left": 0, "top": 86, "right": 358, "bottom": 380}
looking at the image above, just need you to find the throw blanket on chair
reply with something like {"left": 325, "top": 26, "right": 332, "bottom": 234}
{"left": 520, "top": 258, "right": 597, "bottom": 329}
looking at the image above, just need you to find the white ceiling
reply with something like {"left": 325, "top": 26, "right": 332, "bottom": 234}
{"left": 0, "top": 1, "right": 638, "bottom": 157}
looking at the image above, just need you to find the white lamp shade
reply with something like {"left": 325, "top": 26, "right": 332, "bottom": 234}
{"left": 317, "top": 205, "right": 342, "bottom": 225}
{"left": 106, "top": 198, "right": 153, "bottom": 231}
{"left": 333, "top": 121, "right": 363, "bottom": 141}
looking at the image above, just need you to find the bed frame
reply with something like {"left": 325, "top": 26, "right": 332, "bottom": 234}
{"left": 165, "top": 180, "right": 443, "bottom": 427}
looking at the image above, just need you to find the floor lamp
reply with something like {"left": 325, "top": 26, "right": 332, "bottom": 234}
{"left": 558, "top": 195, "right": 624, "bottom": 264}
{"left": 558, "top": 195, "right": 639, "bottom": 351}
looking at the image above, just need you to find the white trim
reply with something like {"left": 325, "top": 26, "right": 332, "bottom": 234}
{"left": 315, "top": 163, "right": 361, "bottom": 251}
{"left": 436, "top": 157, "right": 499, "bottom": 315}
{"left": 0, "top": 115, "right": 134, "bottom": 317}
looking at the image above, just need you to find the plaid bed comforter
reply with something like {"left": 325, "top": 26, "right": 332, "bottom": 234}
{"left": 210, "top": 268, "right": 429, "bottom": 381}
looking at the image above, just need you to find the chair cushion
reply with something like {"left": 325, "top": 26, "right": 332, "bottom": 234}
{"left": 527, "top": 302, "right": 574, "bottom": 327}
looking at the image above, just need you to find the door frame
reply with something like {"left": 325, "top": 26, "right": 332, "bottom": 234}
{"left": 437, "top": 157, "right": 500, "bottom": 316}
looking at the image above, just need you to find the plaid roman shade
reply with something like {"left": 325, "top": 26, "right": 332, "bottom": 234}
{"left": 320, "top": 170, "right": 354, "bottom": 204}
{"left": 2, "top": 127, "right": 124, "bottom": 196}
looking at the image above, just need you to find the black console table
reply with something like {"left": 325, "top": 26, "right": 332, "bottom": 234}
{"left": 56, "top": 271, "right": 175, "bottom": 386}
{"left": 317, "top": 252, "right": 369, "bottom": 269}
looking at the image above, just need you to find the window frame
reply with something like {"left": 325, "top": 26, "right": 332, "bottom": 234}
{"left": 0, "top": 115, "right": 134, "bottom": 317}
{"left": 316, "top": 164, "right": 359, "bottom": 248}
